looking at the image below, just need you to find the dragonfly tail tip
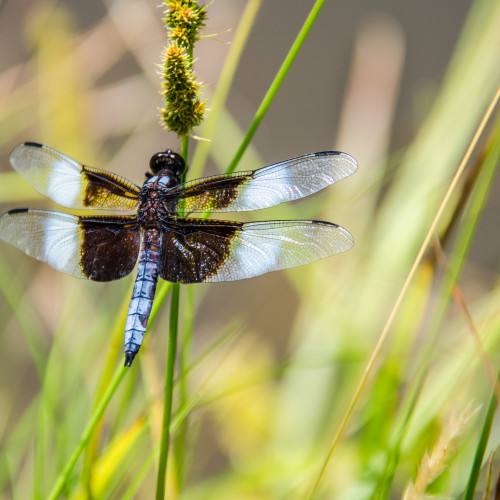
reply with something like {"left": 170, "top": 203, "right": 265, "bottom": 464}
{"left": 124, "top": 351, "right": 136, "bottom": 367}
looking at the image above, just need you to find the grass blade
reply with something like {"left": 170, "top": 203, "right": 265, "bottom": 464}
{"left": 225, "top": 0, "right": 328, "bottom": 174}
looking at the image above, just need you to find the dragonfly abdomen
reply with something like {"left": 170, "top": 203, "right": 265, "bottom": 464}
{"left": 124, "top": 229, "right": 161, "bottom": 366}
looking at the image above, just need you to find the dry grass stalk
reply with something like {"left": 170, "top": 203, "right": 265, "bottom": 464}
{"left": 403, "top": 405, "right": 480, "bottom": 500}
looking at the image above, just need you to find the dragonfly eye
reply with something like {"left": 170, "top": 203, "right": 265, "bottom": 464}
{"left": 150, "top": 150, "right": 186, "bottom": 176}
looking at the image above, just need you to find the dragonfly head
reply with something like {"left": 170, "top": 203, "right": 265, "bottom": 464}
{"left": 149, "top": 150, "right": 186, "bottom": 177}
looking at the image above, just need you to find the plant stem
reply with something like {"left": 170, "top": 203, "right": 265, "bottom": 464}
{"left": 81, "top": 288, "right": 132, "bottom": 496}
{"left": 225, "top": 0, "right": 327, "bottom": 174}
{"left": 462, "top": 363, "right": 500, "bottom": 500}
{"left": 175, "top": 284, "right": 194, "bottom": 488}
{"left": 156, "top": 134, "right": 189, "bottom": 499}
{"left": 181, "top": 135, "right": 189, "bottom": 168}
{"left": 156, "top": 282, "right": 181, "bottom": 500}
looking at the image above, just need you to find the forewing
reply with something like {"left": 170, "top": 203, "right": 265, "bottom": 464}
{"left": 10, "top": 142, "right": 141, "bottom": 210}
{"left": 0, "top": 209, "right": 140, "bottom": 281}
{"left": 159, "top": 218, "right": 353, "bottom": 283}
{"left": 162, "top": 151, "right": 357, "bottom": 214}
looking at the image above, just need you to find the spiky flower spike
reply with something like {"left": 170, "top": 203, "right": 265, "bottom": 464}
{"left": 160, "top": 0, "right": 207, "bottom": 136}
{"left": 164, "top": 0, "right": 207, "bottom": 48}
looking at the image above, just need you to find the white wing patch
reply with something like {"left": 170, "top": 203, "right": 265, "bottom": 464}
{"left": 235, "top": 152, "right": 357, "bottom": 211}
{"left": 0, "top": 209, "right": 85, "bottom": 278}
{"left": 46, "top": 159, "right": 84, "bottom": 208}
{"left": 10, "top": 143, "right": 84, "bottom": 207}
{"left": 206, "top": 220, "right": 353, "bottom": 282}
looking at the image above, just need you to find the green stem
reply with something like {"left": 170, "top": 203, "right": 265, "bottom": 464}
{"left": 150, "top": 281, "right": 173, "bottom": 324}
{"left": 180, "top": 135, "right": 189, "bottom": 170}
{"left": 156, "top": 135, "right": 189, "bottom": 499}
{"left": 81, "top": 288, "right": 132, "bottom": 497}
{"left": 0, "top": 254, "right": 46, "bottom": 378}
{"left": 225, "top": 0, "right": 327, "bottom": 174}
{"left": 174, "top": 284, "right": 194, "bottom": 488}
{"left": 462, "top": 362, "right": 500, "bottom": 500}
{"left": 155, "top": 282, "right": 181, "bottom": 500}
{"left": 47, "top": 366, "right": 128, "bottom": 500}
{"left": 373, "top": 368, "right": 428, "bottom": 499}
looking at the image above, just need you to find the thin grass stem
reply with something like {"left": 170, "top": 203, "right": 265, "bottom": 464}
{"left": 0, "top": 255, "right": 46, "bottom": 378}
{"left": 155, "top": 133, "right": 189, "bottom": 499}
{"left": 181, "top": 135, "right": 189, "bottom": 167}
{"left": 47, "top": 365, "right": 128, "bottom": 500}
{"left": 81, "top": 286, "right": 132, "bottom": 495}
{"left": 123, "top": 324, "right": 242, "bottom": 498}
{"left": 225, "top": 0, "right": 328, "bottom": 174}
{"left": 175, "top": 284, "right": 194, "bottom": 488}
{"left": 373, "top": 368, "right": 428, "bottom": 499}
{"left": 156, "top": 282, "right": 181, "bottom": 500}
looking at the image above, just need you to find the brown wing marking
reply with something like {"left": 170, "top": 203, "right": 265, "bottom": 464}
{"left": 80, "top": 215, "right": 141, "bottom": 281}
{"left": 159, "top": 218, "right": 243, "bottom": 284}
{"left": 80, "top": 166, "right": 141, "bottom": 210}
{"left": 162, "top": 174, "right": 249, "bottom": 214}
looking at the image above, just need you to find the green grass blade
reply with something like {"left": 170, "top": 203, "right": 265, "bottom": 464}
{"left": 174, "top": 284, "right": 195, "bottom": 489}
{"left": 47, "top": 365, "right": 128, "bottom": 500}
{"left": 0, "top": 256, "right": 46, "bottom": 378}
{"left": 225, "top": 0, "right": 328, "bottom": 174}
{"left": 463, "top": 363, "right": 500, "bottom": 500}
{"left": 156, "top": 282, "right": 181, "bottom": 500}
{"left": 155, "top": 132, "right": 190, "bottom": 499}
{"left": 81, "top": 285, "right": 132, "bottom": 495}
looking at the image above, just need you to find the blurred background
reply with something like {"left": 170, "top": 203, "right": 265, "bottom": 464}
{"left": 1, "top": 0, "right": 500, "bottom": 498}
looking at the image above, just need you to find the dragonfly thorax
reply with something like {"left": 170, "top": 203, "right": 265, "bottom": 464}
{"left": 138, "top": 181, "right": 172, "bottom": 228}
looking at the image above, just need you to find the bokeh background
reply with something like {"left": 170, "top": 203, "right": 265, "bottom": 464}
{"left": 1, "top": 0, "right": 500, "bottom": 498}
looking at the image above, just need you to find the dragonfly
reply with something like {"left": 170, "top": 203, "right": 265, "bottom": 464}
{"left": 0, "top": 142, "right": 357, "bottom": 365}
